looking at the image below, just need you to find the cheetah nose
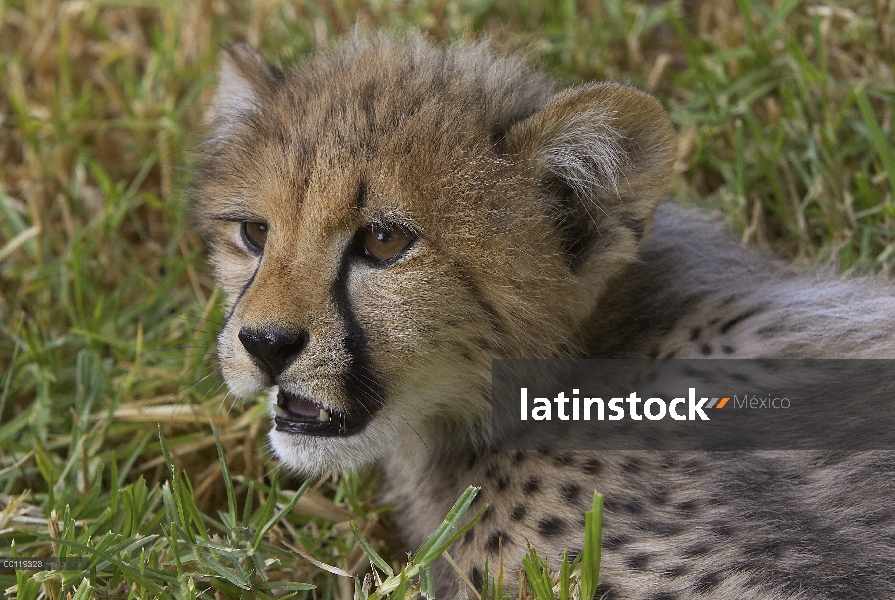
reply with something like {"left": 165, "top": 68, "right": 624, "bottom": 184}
{"left": 238, "top": 326, "right": 309, "bottom": 380}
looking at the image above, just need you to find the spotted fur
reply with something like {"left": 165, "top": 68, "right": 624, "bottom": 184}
{"left": 194, "top": 34, "right": 895, "bottom": 599}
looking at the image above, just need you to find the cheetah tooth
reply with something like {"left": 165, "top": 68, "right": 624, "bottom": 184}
{"left": 318, "top": 408, "right": 330, "bottom": 422}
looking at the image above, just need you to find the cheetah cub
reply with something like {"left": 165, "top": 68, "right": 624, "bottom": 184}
{"left": 195, "top": 35, "right": 895, "bottom": 599}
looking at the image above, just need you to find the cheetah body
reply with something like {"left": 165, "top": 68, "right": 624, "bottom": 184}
{"left": 194, "top": 35, "right": 895, "bottom": 599}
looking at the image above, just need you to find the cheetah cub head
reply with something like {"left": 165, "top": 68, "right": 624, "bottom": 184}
{"left": 195, "top": 36, "right": 675, "bottom": 475}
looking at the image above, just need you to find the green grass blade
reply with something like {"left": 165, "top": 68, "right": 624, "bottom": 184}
{"left": 69, "top": 577, "right": 94, "bottom": 600}
{"left": 579, "top": 492, "right": 605, "bottom": 600}
{"left": 252, "top": 477, "right": 311, "bottom": 549}
{"left": 429, "top": 503, "right": 489, "bottom": 561}
{"left": 855, "top": 88, "right": 895, "bottom": 202}
{"left": 350, "top": 520, "right": 393, "bottom": 577}
{"left": 419, "top": 565, "right": 435, "bottom": 600}
{"left": 392, "top": 568, "right": 410, "bottom": 600}
{"left": 520, "top": 548, "right": 552, "bottom": 600}
{"left": 559, "top": 550, "right": 570, "bottom": 600}
{"left": 211, "top": 423, "right": 238, "bottom": 530}
{"left": 255, "top": 581, "right": 316, "bottom": 591}
{"left": 414, "top": 486, "right": 480, "bottom": 563}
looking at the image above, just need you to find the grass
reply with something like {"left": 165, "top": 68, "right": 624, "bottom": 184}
{"left": 1, "top": 0, "right": 893, "bottom": 598}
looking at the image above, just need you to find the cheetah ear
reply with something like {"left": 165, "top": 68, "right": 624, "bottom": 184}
{"left": 504, "top": 83, "right": 676, "bottom": 271}
{"left": 206, "top": 43, "right": 281, "bottom": 134}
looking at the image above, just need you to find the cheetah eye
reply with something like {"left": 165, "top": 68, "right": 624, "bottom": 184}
{"left": 361, "top": 224, "right": 414, "bottom": 263}
{"left": 241, "top": 221, "right": 268, "bottom": 253}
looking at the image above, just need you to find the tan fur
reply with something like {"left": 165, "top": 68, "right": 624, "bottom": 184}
{"left": 194, "top": 34, "right": 895, "bottom": 599}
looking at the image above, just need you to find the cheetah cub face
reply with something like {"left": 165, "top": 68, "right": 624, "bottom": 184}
{"left": 195, "top": 36, "right": 675, "bottom": 475}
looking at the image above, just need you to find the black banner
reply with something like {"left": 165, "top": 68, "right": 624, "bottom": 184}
{"left": 491, "top": 360, "right": 895, "bottom": 450}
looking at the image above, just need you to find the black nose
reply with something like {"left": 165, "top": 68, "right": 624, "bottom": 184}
{"left": 238, "top": 326, "right": 309, "bottom": 379}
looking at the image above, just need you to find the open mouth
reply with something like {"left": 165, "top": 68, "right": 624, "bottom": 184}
{"left": 273, "top": 390, "right": 367, "bottom": 436}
